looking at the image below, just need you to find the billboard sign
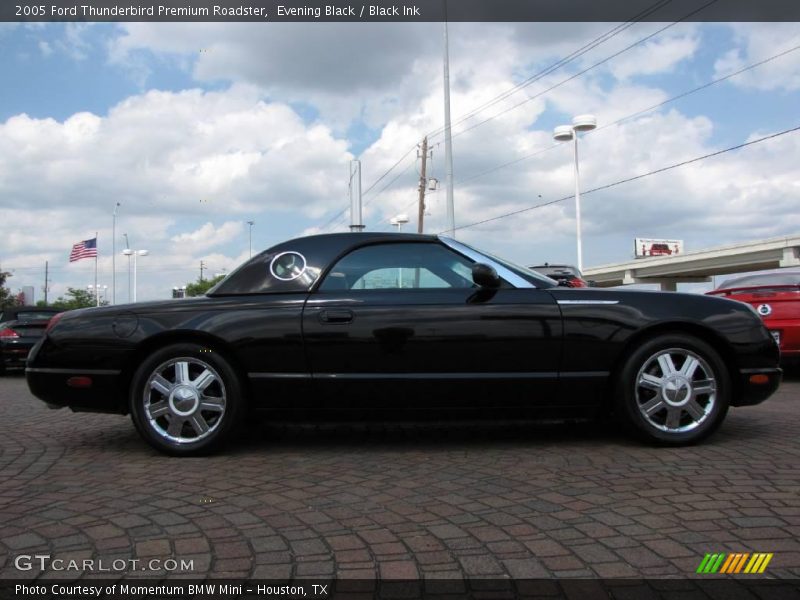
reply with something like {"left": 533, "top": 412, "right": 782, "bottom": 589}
{"left": 635, "top": 238, "right": 684, "bottom": 258}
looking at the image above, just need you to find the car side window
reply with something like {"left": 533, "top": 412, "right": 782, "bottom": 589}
{"left": 319, "top": 242, "right": 476, "bottom": 291}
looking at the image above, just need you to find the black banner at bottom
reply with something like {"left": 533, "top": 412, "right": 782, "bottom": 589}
{"left": 2, "top": 579, "right": 800, "bottom": 600}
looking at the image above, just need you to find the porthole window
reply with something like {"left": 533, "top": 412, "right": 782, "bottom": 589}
{"left": 269, "top": 251, "right": 307, "bottom": 281}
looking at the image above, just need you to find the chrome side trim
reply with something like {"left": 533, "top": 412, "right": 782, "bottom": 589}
{"left": 253, "top": 371, "right": 611, "bottom": 380}
{"left": 439, "top": 237, "right": 535, "bottom": 289}
{"left": 312, "top": 372, "right": 558, "bottom": 380}
{"left": 557, "top": 300, "right": 620, "bottom": 305}
{"left": 25, "top": 368, "right": 122, "bottom": 375}
{"left": 249, "top": 372, "right": 311, "bottom": 379}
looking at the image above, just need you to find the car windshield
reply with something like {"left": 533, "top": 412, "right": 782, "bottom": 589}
{"left": 440, "top": 237, "right": 556, "bottom": 288}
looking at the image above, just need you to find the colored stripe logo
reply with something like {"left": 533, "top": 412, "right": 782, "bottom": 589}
{"left": 696, "top": 553, "right": 773, "bottom": 574}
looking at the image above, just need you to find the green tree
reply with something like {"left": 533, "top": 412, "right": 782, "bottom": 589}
{"left": 45, "top": 287, "right": 108, "bottom": 310}
{"left": 0, "top": 270, "right": 22, "bottom": 309}
{"left": 185, "top": 274, "right": 226, "bottom": 297}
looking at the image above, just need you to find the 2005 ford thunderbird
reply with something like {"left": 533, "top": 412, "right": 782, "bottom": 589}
{"left": 27, "top": 233, "right": 781, "bottom": 455}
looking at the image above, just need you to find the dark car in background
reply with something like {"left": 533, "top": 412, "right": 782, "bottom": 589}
{"left": 26, "top": 233, "right": 780, "bottom": 455}
{"left": 529, "top": 263, "right": 590, "bottom": 287}
{"left": 707, "top": 272, "right": 800, "bottom": 363}
{"left": 0, "top": 306, "right": 61, "bottom": 374}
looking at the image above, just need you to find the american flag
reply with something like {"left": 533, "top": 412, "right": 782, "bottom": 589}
{"left": 69, "top": 238, "right": 98, "bottom": 262}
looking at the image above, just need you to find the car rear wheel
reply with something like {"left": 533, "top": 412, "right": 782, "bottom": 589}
{"left": 616, "top": 333, "right": 730, "bottom": 445}
{"left": 130, "top": 343, "right": 245, "bottom": 455}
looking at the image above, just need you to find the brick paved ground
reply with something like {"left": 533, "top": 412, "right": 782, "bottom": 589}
{"left": 0, "top": 372, "right": 798, "bottom": 581}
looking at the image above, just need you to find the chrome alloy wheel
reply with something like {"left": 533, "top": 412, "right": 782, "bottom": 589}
{"left": 143, "top": 357, "right": 226, "bottom": 444}
{"left": 635, "top": 348, "right": 716, "bottom": 433}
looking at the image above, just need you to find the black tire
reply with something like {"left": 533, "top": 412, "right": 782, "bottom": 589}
{"left": 615, "top": 333, "right": 730, "bottom": 445}
{"left": 129, "top": 343, "right": 245, "bottom": 456}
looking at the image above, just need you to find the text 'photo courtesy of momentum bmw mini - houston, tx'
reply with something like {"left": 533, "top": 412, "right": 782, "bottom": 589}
{"left": 26, "top": 233, "right": 782, "bottom": 455}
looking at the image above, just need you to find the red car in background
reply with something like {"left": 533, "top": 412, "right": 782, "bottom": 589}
{"left": 529, "top": 264, "right": 590, "bottom": 287}
{"left": 707, "top": 272, "right": 800, "bottom": 362}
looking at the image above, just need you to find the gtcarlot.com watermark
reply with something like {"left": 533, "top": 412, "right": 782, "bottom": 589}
{"left": 14, "top": 554, "right": 193, "bottom": 573}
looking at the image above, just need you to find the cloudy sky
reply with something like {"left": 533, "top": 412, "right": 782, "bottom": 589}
{"left": 1, "top": 19, "right": 799, "bottom": 302}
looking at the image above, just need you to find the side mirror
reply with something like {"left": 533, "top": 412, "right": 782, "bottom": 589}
{"left": 472, "top": 263, "right": 501, "bottom": 289}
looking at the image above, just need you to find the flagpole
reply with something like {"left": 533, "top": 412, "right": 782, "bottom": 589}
{"left": 95, "top": 232, "right": 99, "bottom": 307}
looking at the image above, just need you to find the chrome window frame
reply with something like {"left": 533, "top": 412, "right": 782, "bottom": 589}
{"left": 439, "top": 237, "right": 536, "bottom": 289}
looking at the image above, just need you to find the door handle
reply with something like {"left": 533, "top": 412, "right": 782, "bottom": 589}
{"left": 319, "top": 309, "right": 354, "bottom": 324}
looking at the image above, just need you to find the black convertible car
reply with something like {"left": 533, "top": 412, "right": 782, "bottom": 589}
{"left": 27, "top": 233, "right": 781, "bottom": 455}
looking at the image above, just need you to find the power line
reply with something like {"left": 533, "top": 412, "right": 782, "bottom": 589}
{"left": 456, "top": 39, "right": 800, "bottom": 187}
{"left": 425, "top": 0, "right": 675, "bottom": 140}
{"left": 447, "top": 0, "right": 720, "bottom": 141}
{"left": 446, "top": 123, "right": 800, "bottom": 234}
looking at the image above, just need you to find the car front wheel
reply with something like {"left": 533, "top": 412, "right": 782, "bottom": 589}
{"left": 130, "top": 343, "right": 244, "bottom": 455}
{"left": 616, "top": 334, "right": 730, "bottom": 445}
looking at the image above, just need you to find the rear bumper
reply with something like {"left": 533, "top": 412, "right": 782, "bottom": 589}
{"left": 0, "top": 342, "right": 36, "bottom": 369}
{"left": 733, "top": 367, "right": 782, "bottom": 406}
{"left": 26, "top": 368, "right": 126, "bottom": 414}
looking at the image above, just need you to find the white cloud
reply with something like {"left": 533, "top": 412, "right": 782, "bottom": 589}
{"left": 171, "top": 221, "right": 245, "bottom": 252}
{"left": 714, "top": 24, "right": 800, "bottom": 91}
{"left": 608, "top": 28, "right": 699, "bottom": 80}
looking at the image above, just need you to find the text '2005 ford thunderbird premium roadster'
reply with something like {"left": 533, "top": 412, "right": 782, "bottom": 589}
{"left": 27, "top": 233, "right": 781, "bottom": 455}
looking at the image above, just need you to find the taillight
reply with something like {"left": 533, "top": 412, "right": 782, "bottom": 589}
{"left": 0, "top": 328, "right": 19, "bottom": 338}
{"left": 45, "top": 312, "right": 65, "bottom": 333}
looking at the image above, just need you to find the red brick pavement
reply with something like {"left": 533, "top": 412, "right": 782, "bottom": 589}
{"left": 0, "top": 373, "right": 799, "bottom": 581}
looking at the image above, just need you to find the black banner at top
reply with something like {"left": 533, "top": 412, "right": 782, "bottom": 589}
{"left": 5, "top": 0, "right": 800, "bottom": 23}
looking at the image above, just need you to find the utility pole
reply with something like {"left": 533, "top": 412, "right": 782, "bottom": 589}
{"left": 349, "top": 160, "right": 364, "bottom": 232}
{"left": 417, "top": 136, "right": 428, "bottom": 234}
{"left": 112, "top": 202, "right": 120, "bottom": 304}
{"left": 44, "top": 261, "right": 49, "bottom": 305}
{"left": 442, "top": 7, "right": 456, "bottom": 237}
{"left": 200, "top": 261, "right": 206, "bottom": 282}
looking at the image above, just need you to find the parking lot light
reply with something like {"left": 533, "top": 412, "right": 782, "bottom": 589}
{"left": 554, "top": 114, "right": 597, "bottom": 272}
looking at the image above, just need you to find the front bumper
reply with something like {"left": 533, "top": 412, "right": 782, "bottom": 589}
{"left": 733, "top": 367, "right": 783, "bottom": 406}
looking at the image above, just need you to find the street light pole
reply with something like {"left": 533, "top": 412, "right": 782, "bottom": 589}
{"left": 112, "top": 202, "right": 120, "bottom": 304}
{"left": 442, "top": 14, "right": 456, "bottom": 237}
{"left": 123, "top": 234, "right": 131, "bottom": 303}
{"left": 123, "top": 249, "right": 148, "bottom": 302}
{"left": 554, "top": 114, "right": 597, "bottom": 273}
{"left": 247, "top": 221, "right": 254, "bottom": 258}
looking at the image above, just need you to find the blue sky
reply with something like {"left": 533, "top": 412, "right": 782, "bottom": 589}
{"left": 1, "top": 21, "right": 799, "bottom": 302}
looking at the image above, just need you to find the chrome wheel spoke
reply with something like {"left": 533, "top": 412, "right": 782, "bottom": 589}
{"left": 175, "top": 361, "right": 190, "bottom": 384}
{"left": 657, "top": 354, "right": 677, "bottom": 377}
{"left": 693, "top": 378, "right": 715, "bottom": 396}
{"left": 193, "top": 369, "right": 216, "bottom": 392}
{"left": 189, "top": 415, "right": 210, "bottom": 436}
{"left": 638, "top": 373, "right": 662, "bottom": 392}
{"left": 148, "top": 400, "right": 170, "bottom": 418}
{"left": 199, "top": 396, "right": 224, "bottom": 412}
{"left": 685, "top": 399, "right": 706, "bottom": 422}
{"left": 680, "top": 356, "right": 700, "bottom": 378}
{"left": 167, "top": 416, "right": 185, "bottom": 437}
{"left": 150, "top": 374, "right": 172, "bottom": 397}
{"left": 641, "top": 397, "right": 665, "bottom": 416}
{"left": 665, "top": 407, "right": 682, "bottom": 429}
